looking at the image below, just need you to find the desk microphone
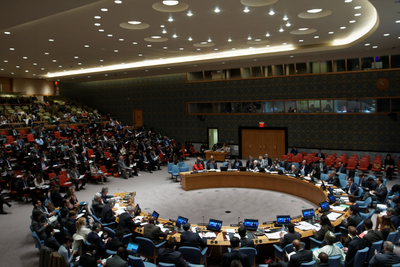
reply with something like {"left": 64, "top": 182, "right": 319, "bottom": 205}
{"left": 238, "top": 217, "right": 240, "bottom": 226}
{"left": 118, "top": 188, "right": 129, "bottom": 193}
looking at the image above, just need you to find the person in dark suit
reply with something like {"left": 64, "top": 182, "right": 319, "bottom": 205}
{"left": 282, "top": 159, "right": 292, "bottom": 172}
{"left": 31, "top": 210, "right": 47, "bottom": 240}
{"left": 143, "top": 216, "right": 168, "bottom": 244}
{"left": 369, "top": 177, "right": 388, "bottom": 204}
{"left": 100, "top": 187, "right": 113, "bottom": 204}
{"left": 335, "top": 161, "right": 346, "bottom": 174}
{"left": 298, "top": 160, "right": 310, "bottom": 175}
{"left": 245, "top": 156, "right": 253, "bottom": 169}
{"left": 238, "top": 226, "right": 255, "bottom": 248}
{"left": 361, "top": 177, "right": 378, "bottom": 200}
{"left": 312, "top": 215, "right": 334, "bottom": 241}
{"left": 87, "top": 223, "right": 110, "bottom": 259}
{"left": 286, "top": 239, "right": 313, "bottom": 267}
{"left": 317, "top": 158, "right": 328, "bottom": 174}
{"left": 317, "top": 252, "right": 330, "bottom": 267}
{"left": 92, "top": 193, "right": 105, "bottom": 218}
{"left": 344, "top": 226, "right": 366, "bottom": 267}
{"left": 326, "top": 171, "right": 341, "bottom": 187}
{"left": 180, "top": 223, "right": 207, "bottom": 249}
{"left": 341, "top": 206, "right": 362, "bottom": 229}
{"left": 316, "top": 150, "right": 325, "bottom": 160}
{"left": 116, "top": 205, "right": 141, "bottom": 235}
{"left": 65, "top": 210, "right": 77, "bottom": 236}
{"left": 80, "top": 244, "right": 101, "bottom": 267}
{"left": 44, "top": 225, "right": 61, "bottom": 251}
{"left": 345, "top": 177, "right": 359, "bottom": 196}
{"left": 280, "top": 223, "right": 301, "bottom": 248}
{"left": 206, "top": 159, "right": 217, "bottom": 170}
{"left": 369, "top": 241, "right": 400, "bottom": 267}
{"left": 287, "top": 164, "right": 299, "bottom": 175}
{"left": 106, "top": 247, "right": 128, "bottom": 267}
{"left": 101, "top": 198, "right": 116, "bottom": 223}
{"left": 249, "top": 160, "right": 260, "bottom": 171}
{"left": 158, "top": 237, "right": 187, "bottom": 267}
{"left": 362, "top": 219, "right": 383, "bottom": 248}
{"left": 69, "top": 165, "right": 86, "bottom": 191}
{"left": 231, "top": 157, "right": 242, "bottom": 170}
{"left": 221, "top": 237, "right": 250, "bottom": 267}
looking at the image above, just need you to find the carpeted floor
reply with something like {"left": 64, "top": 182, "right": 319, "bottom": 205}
{"left": 0, "top": 157, "right": 399, "bottom": 267}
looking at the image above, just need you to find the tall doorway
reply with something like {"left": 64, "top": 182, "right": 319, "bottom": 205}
{"left": 207, "top": 128, "right": 219, "bottom": 150}
{"left": 133, "top": 109, "right": 143, "bottom": 128}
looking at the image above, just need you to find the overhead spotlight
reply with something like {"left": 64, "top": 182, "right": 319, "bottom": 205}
{"left": 168, "top": 17, "right": 173, "bottom": 22}
{"left": 114, "top": 0, "right": 122, "bottom": 4}
{"left": 228, "top": 38, "right": 232, "bottom": 42}
{"left": 279, "top": 28, "right": 284, "bottom": 32}
{"left": 266, "top": 32, "right": 270, "bottom": 37}
{"left": 286, "top": 22, "right": 291, "bottom": 27}
{"left": 163, "top": 0, "right": 179, "bottom": 5}
{"left": 188, "top": 37, "right": 192, "bottom": 41}
{"left": 208, "top": 38, "right": 212, "bottom": 42}
{"left": 247, "top": 37, "right": 252, "bottom": 40}
{"left": 128, "top": 21, "right": 141, "bottom": 25}
{"left": 4, "top": 31, "right": 11, "bottom": 34}
{"left": 307, "top": 9, "right": 322, "bottom": 13}
{"left": 214, "top": 7, "right": 220, "bottom": 13}
{"left": 243, "top": 7, "right": 249, "bottom": 13}
{"left": 187, "top": 11, "right": 193, "bottom": 16}
{"left": 269, "top": 10, "right": 275, "bottom": 15}
{"left": 162, "top": 29, "right": 167, "bottom": 34}
{"left": 173, "top": 34, "right": 177, "bottom": 38}
{"left": 283, "top": 16, "right": 288, "bottom": 21}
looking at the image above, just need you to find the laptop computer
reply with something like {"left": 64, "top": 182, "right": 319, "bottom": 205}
{"left": 176, "top": 216, "right": 188, "bottom": 228}
{"left": 302, "top": 209, "right": 315, "bottom": 220}
{"left": 207, "top": 219, "right": 223, "bottom": 232}
{"left": 276, "top": 215, "right": 291, "bottom": 225}
{"left": 220, "top": 166, "right": 228, "bottom": 172}
{"left": 258, "top": 167, "right": 265, "bottom": 173}
{"left": 151, "top": 210, "right": 159, "bottom": 220}
{"left": 134, "top": 204, "right": 140, "bottom": 215}
{"left": 244, "top": 219, "right": 259, "bottom": 231}
{"left": 127, "top": 242, "right": 139, "bottom": 253}
{"left": 319, "top": 201, "right": 330, "bottom": 213}
{"left": 328, "top": 194, "right": 336, "bottom": 204}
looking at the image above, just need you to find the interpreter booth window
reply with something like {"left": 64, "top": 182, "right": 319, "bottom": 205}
{"left": 391, "top": 98, "right": 400, "bottom": 112}
{"left": 242, "top": 102, "right": 254, "bottom": 113}
{"left": 263, "top": 101, "right": 273, "bottom": 113}
{"left": 296, "top": 100, "right": 308, "bottom": 113}
{"left": 285, "top": 101, "right": 296, "bottom": 113}
{"left": 361, "top": 99, "right": 375, "bottom": 113}
{"left": 273, "top": 101, "right": 285, "bottom": 113}
{"left": 308, "top": 100, "right": 321, "bottom": 113}
{"left": 375, "top": 56, "right": 390, "bottom": 69}
{"left": 334, "top": 100, "right": 347, "bottom": 113}
{"left": 376, "top": 99, "right": 390, "bottom": 112}
{"left": 347, "top": 58, "right": 360, "bottom": 71}
{"left": 213, "top": 103, "right": 231, "bottom": 113}
{"left": 232, "top": 102, "right": 242, "bottom": 113}
{"left": 197, "top": 103, "right": 213, "bottom": 113}
{"left": 253, "top": 102, "right": 263, "bottom": 113}
{"left": 321, "top": 100, "right": 333, "bottom": 112}
{"left": 188, "top": 103, "right": 196, "bottom": 114}
{"left": 347, "top": 99, "right": 360, "bottom": 112}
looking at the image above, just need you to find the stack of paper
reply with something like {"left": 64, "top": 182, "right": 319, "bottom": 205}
{"left": 226, "top": 229, "right": 236, "bottom": 234}
{"left": 200, "top": 232, "right": 216, "bottom": 238}
{"left": 330, "top": 206, "right": 347, "bottom": 212}
{"left": 295, "top": 222, "right": 321, "bottom": 232}
{"left": 327, "top": 212, "right": 342, "bottom": 221}
{"left": 265, "top": 232, "right": 282, "bottom": 239}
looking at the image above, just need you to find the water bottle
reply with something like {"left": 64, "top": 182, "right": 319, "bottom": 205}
{"left": 281, "top": 225, "right": 285, "bottom": 233}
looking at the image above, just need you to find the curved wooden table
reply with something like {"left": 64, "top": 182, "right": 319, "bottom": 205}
{"left": 181, "top": 171, "right": 327, "bottom": 205}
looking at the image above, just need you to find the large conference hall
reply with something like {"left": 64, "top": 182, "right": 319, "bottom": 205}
{"left": 1, "top": 0, "right": 400, "bottom": 267}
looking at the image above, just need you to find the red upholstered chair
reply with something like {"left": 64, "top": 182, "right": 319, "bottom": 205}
{"left": 190, "top": 146, "right": 199, "bottom": 157}
{"left": 325, "top": 157, "right": 334, "bottom": 168}
{"left": 358, "top": 160, "right": 369, "bottom": 171}
{"left": 292, "top": 155, "right": 301, "bottom": 163}
{"left": 334, "top": 157, "right": 345, "bottom": 168}
{"left": 104, "top": 152, "right": 111, "bottom": 159}
{"left": 87, "top": 149, "right": 95, "bottom": 159}
{"left": 287, "top": 153, "right": 293, "bottom": 162}
{"left": 282, "top": 155, "right": 288, "bottom": 162}
{"left": 54, "top": 131, "right": 67, "bottom": 140}
{"left": 304, "top": 155, "right": 313, "bottom": 165}
{"left": 6, "top": 136, "right": 14, "bottom": 144}
{"left": 48, "top": 173, "right": 57, "bottom": 185}
{"left": 27, "top": 134, "right": 36, "bottom": 143}
{"left": 313, "top": 156, "right": 321, "bottom": 163}
{"left": 100, "top": 165, "right": 111, "bottom": 176}
{"left": 371, "top": 159, "right": 382, "bottom": 172}
{"left": 310, "top": 152, "right": 316, "bottom": 157}
{"left": 346, "top": 158, "right": 358, "bottom": 170}
{"left": 58, "top": 174, "right": 72, "bottom": 190}
{"left": 19, "top": 130, "right": 27, "bottom": 139}
{"left": 160, "top": 153, "right": 168, "bottom": 165}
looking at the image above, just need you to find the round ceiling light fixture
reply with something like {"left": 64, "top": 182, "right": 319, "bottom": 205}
{"left": 307, "top": 9, "right": 322, "bottom": 13}
{"left": 128, "top": 21, "right": 141, "bottom": 24}
{"left": 163, "top": 0, "right": 179, "bottom": 5}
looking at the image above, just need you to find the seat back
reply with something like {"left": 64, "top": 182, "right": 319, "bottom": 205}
{"left": 327, "top": 255, "right": 341, "bottom": 267}
{"left": 159, "top": 263, "right": 175, "bottom": 267}
{"left": 356, "top": 188, "right": 363, "bottom": 199}
{"left": 172, "top": 165, "right": 179, "bottom": 175}
{"left": 367, "top": 240, "right": 383, "bottom": 262}
{"left": 320, "top": 173, "right": 329, "bottom": 181}
{"left": 356, "top": 219, "right": 365, "bottom": 235}
{"left": 239, "top": 247, "right": 257, "bottom": 267}
{"left": 179, "top": 164, "right": 190, "bottom": 172}
{"left": 127, "top": 255, "right": 146, "bottom": 267}
{"left": 104, "top": 152, "right": 110, "bottom": 158}
{"left": 27, "top": 134, "right": 35, "bottom": 142}
{"left": 338, "top": 173, "right": 346, "bottom": 181}
{"left": 31, "top": 231, "right": 42, "bottom": 250}
{"left": 100, "top": 165, "right": 107, "bottom": 173}
{"left": 103, "top": 227, "right": 116, "bottom": 238}
{"left": 300, "top": 261, "right": 316, "bottom": 267}
{"left": 178, "top": 162, "right": 184, "bottom": 167}
{"left": 353, "top": 247, "right": 369, "bottom": 267}
{"left": 393, "top": 228, "right": 400, "bottom": 245}
{"left": 168, "top": 162, "right": 173, "bottom": 173}
{"left": 179, "top": 246, "right": 203, "bottom": 264}
{"left": 136, "top": 237, "right": 157, "bottom": 258}
{"left": 58, "top": 174, "right": 69, "bottom": 186}
{"left": 386, "top": 231, "right": 397, "bottom": 242}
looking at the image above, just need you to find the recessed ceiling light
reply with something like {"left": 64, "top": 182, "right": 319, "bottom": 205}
{"left": 9, "top": 47, "right": 14, "bottom": 50}
{"left": 314, "top": 36, "right": 319, "bottom": 38}
{"left": 167, "top": 68, "right": 170, "bottom": 70}
{"left": 84, "top": 45, "right": 89, "bottom": 47}
{"left": 307, "top": 9, "right": 322, "bottom": 13}
{"left": 266, "top": 32, "right": 270, "bottom": 37}
{"left": 99, "top": 29, "right": 104, "bottom": 32}
{"left": 0, "top": 69, "right": 3, "bottom": 71}
{"left": 78, "top": 63, "right": 82, "bottom": 65}
{"left": 133, "top": 42, "right": 138, "bottom": 44}
{"left": 101, "top": 8, "right": 108, "bottom": 11}
{"left": 45, "top": 52, "right": 49, "bottom": 55}
{"left": 232, "top": 48, "right": 236, "bottom": 50}
{"left": 162, "top": 29, "right": 167, "bottom": 34}
{"left": 49, "top": 38, "right": 54, "bottom": 41}
{"left": 168, "top": 17, "right": 173, "bottom": 22}
{"left": 138, "top": 54, "right": 142, "bottom": 56}
{"left": 349, "top": 20, "right": 356, "bottom": 23}
{"left": 197, "top": 48, "right": 201, "bottom": 50}
{"left": 282, "top": 43, "right": 287, "bottom": 45}
{"left": 4, "top": 31, "right": 10, "bottom": 35}
{"left": 152, "top": 36, "right": 161, "bottom": 39}
{"left": 214, "top": 48, "right": 218, "bottom": 50}
{"left": 228, "top": 38, "right": 232, "bottom": 42}
{"left": 100, "top": 60, "right": 104, "bottom": 62}
{"left": 340, "top": 26, "right": 346, "bottom": 29}
{"left": 188, "top": 37, "right": 192, "bottom": 41}
{"left": 163, "top": 46, "right": 168, "bottom": 49}
{"left": 269, "top": 10, "right": 275, "bottom": 15}
{"left": 119, "top": 39, "right": 124, "bottom": 41}
{"left": 243, "top": 7, "right": 250, "bottom": 13}
{"left": 286, "top": 22, "right": 291, "bottom": 27}
{"left": 187, "top": 11, "right": 193, "bottom": 16}
{"left": 94, "top": 16, "right": 101, "bottom": 19}
{"left": 201, "top": 41, "right": 208, "bottom": 44}
{"left": 221, "top": 62, "right": 224, "bottom": 64}
{"left": 299, "top": 28, "right": 308, "bottom": 31}
{"left": 163, "top": 0, "right": 179, "bottom": 5}
{"left": 107, "top": 34, "right": 113, "bottom": 37}
{"left": 41, "top": 68, "right": 45, "bottom": 70}
{"left": 255, "top": 39, "right": 261, "bottom": 41}
{"left": 160, "top": 25, "right": 165, "bottom": 28}
{"left": 354, "top": 6, "right": 361, "bottom": 9}
{"left": 58, "top": 66, "right": 62, "bottom": 68}
{"left": 329, "top": 31, "right": 334, "bottom": 34}
{"left": 33, "top": 74, "right": 36, "bottom": 76}
{"left": 114, "top": 50, "right": 118, "bottom": 52}
{"left": 74, "top": 56, "right": 79, "bottom": 59}
{"left": 4, "top": 60, "right": 8, "bottom": 62}
{"left": 147, "top": 44, "right": 152, "bottom": 47}
{"left": 179, "top": 48, "right": 184, "bottom": 50}
{"left": 355, "top": 13, "right": 361, "bottom": 16}
{"left": 94, "top": 23, "right": 101, "bottom": 26}
{"left": 253, "top": 59, "right": 257, "bottom": 61}
{"left": 145, "top": 70, "right": 148, "bottom": 72}
{"left": 172, "top": 34, "right": 177, "bottom": 38}
{"left": 283, "top": 16, "right": 288, "bottom": 20}
{"left": 208, "top": 38, "right": 212, "bottom": 42}
{"left": 299, "top": 40, "right": 304, "bottom": 42}
{"left": 33, "top": 63, "right": 37, "bottom": 65}
{"left": 279, "top": 28, "right": 284, "bottom": 32}
{"left": 88, "top": 76, "right": 90, "bottom": 78}
{"left": 52, "top": 60, "right": 56, "bottom": 62}
{"left": 396, "top": 20, "right": 400, "bottom": 23}
{"left": 11, "top": 72, "right": 14, "bottom": 74}
{"left": 214, "top": 7, "right": 220, "bottom": 13}
{"left": 344, "top": 0, "right": 352, "bottom": 2}
{"left": 81, "top": 68, "right": 84, "bottom": 69}
{"left": 383, "top": 33, "right": 390, "bottom": 36}
{"left": 114, "top": 0, "right": 122, "bottom": 4}
{"left": 365, "top": 43, "right": 370, "bottom": 46}
{"left": 372, "top": 46, "right": 378, "bottom": 48}
{"left": 128, "top": 21, "right": 141, "bottom": 25}
{"left": 290, "top": 55, "right": 294, "bottom": 57}
{"left": 247, "top": 37, "right": 252, "bottom": 40}
{"left": 16, "top": 66, "right": 20, "bottom": 68}
{"left": 23, "top": 57, "right": 27, "bottom": 59}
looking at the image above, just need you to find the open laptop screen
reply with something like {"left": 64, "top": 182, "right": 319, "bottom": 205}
{"left": 328, "top": 194, "right": 336, "bottom": 204}
{"left": 152, "top": 210, "right": 159, "bottom": 220}
{"left": 302, "top": 209, "right": 315, "bottom": 220}
{"left": 176, "top": 216, "right": 188, "bottom": 227}
{"left": 134, "top": 204, "right": 140, "bottom": 215}
{"left": 207, "top": 219, "right": 223, "bottom": 231}
{"left": 276, "top": 215, "right": 291, "bottom": 225}
{"left": 319, "top": 201, "right": 330, "bottom": 212}
{"left": 244, "top": 219, "right": 259, "bottom": 231}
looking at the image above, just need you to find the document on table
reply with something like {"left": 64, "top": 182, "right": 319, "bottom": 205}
{"left": 226, "top": 229, "right": 236, "bottom": 234}
{"left": 295, "top": 222, "right": 321, "bottom": 232}
{"left": 330, "top": 206, "right": 347, "bottom": 212}
{"left": 225, "top": 233, "right": 241, "bottom": 241}
{"left": 327, "top": 212, "right": 343, "bottom": 221}
{"left": 265, "top": 232, "right": 282, "bottom": 239}
{"left": 200, "top": 232, "right": 216, "bottom": 238}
